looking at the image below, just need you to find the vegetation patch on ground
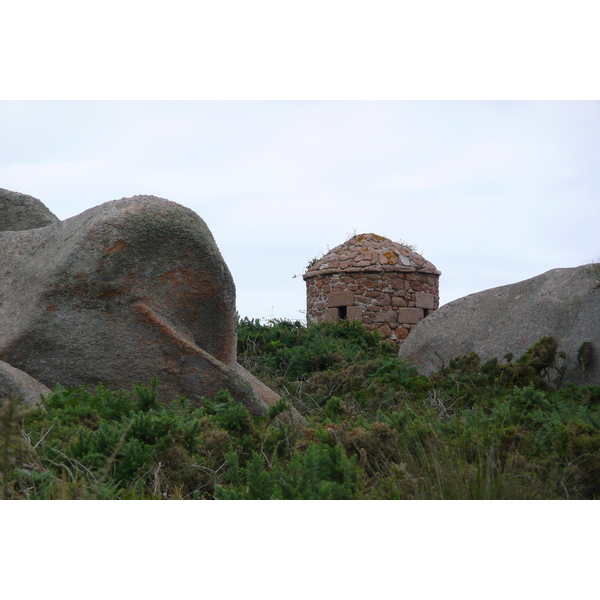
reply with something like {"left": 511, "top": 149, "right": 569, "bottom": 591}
{"left": 2, "top": 319, "right": 599, "bottom": 499}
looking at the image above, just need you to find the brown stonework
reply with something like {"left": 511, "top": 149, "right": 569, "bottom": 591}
{"left": 395, "top": 327, "right": 409, "bottom": 339}
{"left": 416, "top": 292, "right": 435, "bottom": 310}
{"left": 377, "top": 324, "right": 392, "bottom": 337}
{"left": 374, "top": 309, "right": 397, "bottom": 323}
{"left": 392, "top": 297, "right": 408, "bottom": 307}
{"left": 346, "top": 306, "right": 362, "bottom": 321}
{"left": 328, "top": 291, "right": 354, "bottom": 307}
{"left": 323, "top": 308, "right": 339, "bottom": 323}
{"left": 304, "top": 233, "right": 440, "bottom": 345}
{"left": 397, "top": 308, "right": 424, "bottom": 323}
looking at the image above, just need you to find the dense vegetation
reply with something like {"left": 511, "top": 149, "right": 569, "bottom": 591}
{"left": 2, "top": 318, "right": 599, "bottom": 499}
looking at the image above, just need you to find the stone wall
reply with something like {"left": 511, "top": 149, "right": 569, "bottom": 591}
{"left": 306, "top": 270, "right": 439, "bottom": 343}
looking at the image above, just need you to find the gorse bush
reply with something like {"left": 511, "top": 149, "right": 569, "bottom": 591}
{"left": 2, "top": 319, "right": 599, "bottom": 499}
{"left": 237, "top": 317, "right": 394, "bottom": 379}
{"left": 1, "top": 381, "right": 258, "bottom": 499}
{"left": 1, "top": 396, "right": 35, "bottom": 499}
{"left": 215, "top": 437, "right": 360, "bottom": 500}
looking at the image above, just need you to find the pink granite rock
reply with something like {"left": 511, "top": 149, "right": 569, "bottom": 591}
{"left": 0, "top": 193, "right": 303, "bottom": 422}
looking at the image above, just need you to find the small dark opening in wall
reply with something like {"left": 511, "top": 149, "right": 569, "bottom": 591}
{"left": 338, "top": 306, "right": 347, "bottom": 320}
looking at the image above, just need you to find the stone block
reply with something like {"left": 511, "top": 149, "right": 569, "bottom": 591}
{"left": 379, "top": 294, "right": 391, "bottom": 306}
{"left": 396, "top": 307, "right": 424, "bottom": 324}
{"left": 395, "top": 327, "right": 409, "bottom": 340}
{"left": 346, "top": 306, "right": 362, "bottom": 321}
{"left": 323, "top": 308, "right": 339, "bottom": 322}
{"left": 328, "top": 291, "right": 354, "bottom": 307}
{"left": 374, "top": 309, "right": 397, "bottom": 323}
{"left": 415, "top": 292, "right": 435, "bottom": 310}
{"left": 377, "top": 324, "right": 392, "bottom": 337}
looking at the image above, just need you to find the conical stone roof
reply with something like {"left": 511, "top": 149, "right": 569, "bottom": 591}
{"left": 303, "top": 233, "right": 440, "bottom": 279}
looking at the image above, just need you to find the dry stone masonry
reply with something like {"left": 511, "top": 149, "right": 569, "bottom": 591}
{"left": 303, "top": 233, "right": 441, "bottom": 343}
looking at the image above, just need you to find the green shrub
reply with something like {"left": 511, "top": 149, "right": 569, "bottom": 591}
{"left": 5, "top": 319, "right": 600, "bottom": 500}
{"left": 215, "top": 439, "right": 360, "bottom": 500}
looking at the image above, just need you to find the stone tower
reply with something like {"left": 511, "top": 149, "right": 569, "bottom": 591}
{"left": 303, "top": 233, "right": 441, "bottom": 343}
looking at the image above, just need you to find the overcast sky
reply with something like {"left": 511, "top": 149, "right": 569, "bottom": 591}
{"left": 1, "top": 100, "right": 599, "bottom": 321}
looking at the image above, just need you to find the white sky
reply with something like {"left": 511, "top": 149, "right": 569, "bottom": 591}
{"left": 2, "top": 100, "right": 598, "bottom": 321}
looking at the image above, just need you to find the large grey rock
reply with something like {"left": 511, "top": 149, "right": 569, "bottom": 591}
{"left": 0, "top": 188, "right": 60, "bottom": 232}
{"left": 398, "top": 266, "right": 600, "bottom": 386}
{"left": 0, "top": 360, "right": 51, "bottom": 406}
{"left": 0, "top": 194, "right": 291, "bottom": 417}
